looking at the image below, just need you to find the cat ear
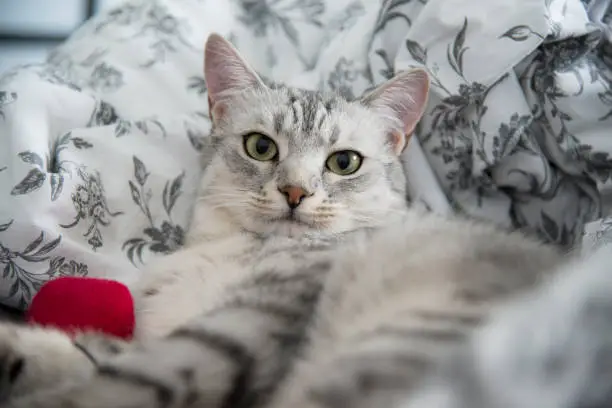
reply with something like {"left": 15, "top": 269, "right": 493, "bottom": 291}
{"left": 204, "top": 33, "right": 265, "bottom": 123}
{"left": 361, "top": 69, "right": 430, "bottom": 155}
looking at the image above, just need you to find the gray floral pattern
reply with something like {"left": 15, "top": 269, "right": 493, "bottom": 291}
{"left": 0, "top": 220, "right": 88, "bottom": 309}
{"left": 123, "top": 156, "right": 185, "bottom": 265}
{"left": 2, "top": 0, "right": 612, "bottom": 308}
{"left": 60, "top": 167, "right": 124, "bottom": 250}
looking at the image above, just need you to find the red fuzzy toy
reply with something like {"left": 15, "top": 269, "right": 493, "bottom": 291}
{"left": 27, "top": 277, "right": 135, "bottom": 340}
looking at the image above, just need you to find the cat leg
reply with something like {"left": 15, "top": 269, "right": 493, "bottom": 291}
{"left": 0, "top": 321, "right": 137, "bottom": 406}
{"left": 0, "top": 323, "right": 95, "bottom": 403}
{"left": 130, "top": 251, "right": 216, "bottom": 340}
{"left": 6, "top": 260, "right": 331, "bottom": 408}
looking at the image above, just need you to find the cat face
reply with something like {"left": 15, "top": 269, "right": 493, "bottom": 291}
{"left": 199, "top": 34, "right": 429, "bottom": 237}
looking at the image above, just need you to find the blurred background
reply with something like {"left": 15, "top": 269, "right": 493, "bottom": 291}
{"left": 0, "top": 0, "right": 123, "bottom": 74}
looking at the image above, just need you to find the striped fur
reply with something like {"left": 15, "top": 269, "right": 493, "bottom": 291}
{"left": 0, "top": 34, "right": 608, "bottom": 408}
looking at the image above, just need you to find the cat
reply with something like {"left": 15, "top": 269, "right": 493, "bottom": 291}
{"left": 0, "top": 32, "right": 608, "bottom": 408}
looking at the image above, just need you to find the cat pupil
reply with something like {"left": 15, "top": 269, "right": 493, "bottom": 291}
{"left": 256, "top": 138, "right": 270, "bottom": 154}
{"left": 336, "top": 153, "right": 350, "bottom": 169}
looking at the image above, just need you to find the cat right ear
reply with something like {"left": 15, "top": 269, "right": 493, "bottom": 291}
{"left": 204, "top": 33, "right": 264, "bottom": 124}
{"left": 360, "top": 69, "right": 430, "bottom": 155}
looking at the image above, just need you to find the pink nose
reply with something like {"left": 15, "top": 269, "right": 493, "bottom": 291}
{"left": 278, "top": 185, "right": 310, "bottom": 209}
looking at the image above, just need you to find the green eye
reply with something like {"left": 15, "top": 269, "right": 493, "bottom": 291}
{"left": 243, "top": 133, "right": 278, "bottom": 161}
{"left": 326, "top": 150, "right": 363, "bottom": 175}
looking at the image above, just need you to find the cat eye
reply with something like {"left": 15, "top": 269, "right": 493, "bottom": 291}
{"left": 326, "top": 150, "right": 363, "bottom": 176}
{"left": 243, "top": 133, "right": 278, "bottom": 161}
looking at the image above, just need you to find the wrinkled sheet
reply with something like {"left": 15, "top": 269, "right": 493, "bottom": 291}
{"left": 1, "top": 0, "right": 611, "bottom": 308}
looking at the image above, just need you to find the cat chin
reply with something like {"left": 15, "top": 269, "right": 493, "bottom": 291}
{"left": 270, "top": 221, "right": 317, "bottom": 238}
{"left": 238, "top": 216, "right": 335, "bottom": 238}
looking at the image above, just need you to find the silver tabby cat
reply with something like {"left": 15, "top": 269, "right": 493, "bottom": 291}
{"left": 1, "top": 33, "right": 611, "bottom": 408}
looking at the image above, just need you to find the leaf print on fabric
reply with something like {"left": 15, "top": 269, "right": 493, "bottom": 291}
{"left": 162, "top": 172, "right": 184, "bottom": 216}
{"left": 493, "top": 114, "right": 533, "bottom": 160}
{"left": 528, "top": 34, "right": 603, "bottom": 164}
{"left": 0, "top": 222, "right": 88, "bottom": 309}
{"left": 114, "top": 120, "right": 132, "bottom": 137}
{"left": 578, "top": 144, "right": 612, "bottom": 183}
{"left": 187, "top": 128, "right": 207, "bottom": 152}
{"left": 373, "top": 49, "right": 395, "bottom": 80}
{"left": 123, "top": 156, "right": 185, "bottom": 265}
{"left": 405, "top": 39, "right": 427, "bottom": 65}
{"left": 87, "top": 63, "right": 125, "bottom": 92}
{"left": 136, "top": 118, "right": 167, "bottom": 137}
{"left": 94, "top": 3, "right": 145, "bottom": 33}
{"left": 425, "top": 72, "right": 511, "bottom": 203}
{"left": 187, "top": 76, "right": 207, "bottom": 95}
{"left": 237, "top": 0, "right": 324, "bottom": 68}
{"left": 17, "top": 151, "right": 44, "bottom": 168}
{"left": 60, "top": 167, "right": 123, "bottom": 250}
{"left": 0, "top": 91, "right": 17, "bottom": 120}
{"left": 327, "top": 57, "right": 364, "bottom": 100}
{"left": 126, "top": 3, "right": 198, "bottom": 68}
{"left": 49, "top": 174, "right": 64, "bottom": 202}
{"left": 447, "top": 17, "right": 470, "bottom": 79}
{"left": 47, "top": 132, "right": 95, "bottom": 202}
{"left": 112, "top": 117, "right": 167, "bottom": 138}
{"left": 91, "top": 100, "right": 119, "bottom": 126}
{"left": 374, "top": 0, "right": 412, "bottom": 35}
{"left": 11, "top": 150, "right": 47, "bottom": 196}
{"left": 429, "top": 82, "right": 486, "bottom": 133}
{"left": 133, "top": 156, "right": 150, "bottom": 186}
{"left": 11, "top": 169, "right": 46, "bottom": 196}
{"left": 238, "top": 0, "right": 324, "bottom": 41}
{"left": 50, "top": 132, "right": 93, "bottom": 172}
{"left": 498, "top": 25, "right": 545, "bottom": 41}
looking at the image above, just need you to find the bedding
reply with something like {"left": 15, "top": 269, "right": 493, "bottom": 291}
{"left": 1, "top": 0, "right": 612, "bottom": 309}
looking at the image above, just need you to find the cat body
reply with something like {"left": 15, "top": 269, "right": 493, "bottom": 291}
{"left": 0, "top": 33, "right": 609, "bottom": 408}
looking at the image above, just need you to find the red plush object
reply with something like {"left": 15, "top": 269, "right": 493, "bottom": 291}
{"left": 26, "top": 277, "right": 135, "bottom": 340}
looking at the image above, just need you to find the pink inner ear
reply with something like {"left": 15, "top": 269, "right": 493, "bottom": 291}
{"left": 388, "top": 70, "right": 430, "bottom": 135}
{"left": 204, "top": 34, "right": 262, "bottom": 109}
{"left": 388, "top": 131, "right": 406, "bottom": 155}
{"left": 362, "top": 69, "right": 430, "bottom": 154}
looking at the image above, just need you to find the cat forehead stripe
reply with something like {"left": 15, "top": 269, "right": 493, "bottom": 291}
{"left": 276, "top": 88, "right": 344, "bottom": 147}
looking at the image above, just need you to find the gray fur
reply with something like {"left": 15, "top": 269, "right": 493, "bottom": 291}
{"left": 1, "top": 34, "right": 611, "bottom": 408}
{"left": 399, "top": 244, "right": 612, "bottom": 408}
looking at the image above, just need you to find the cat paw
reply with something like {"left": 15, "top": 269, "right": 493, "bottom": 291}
{"left": 0, "top": 326, "right": 25, "bottom": 402}
{"left": 0, "top": 323, "right": 95, "bottom": 403}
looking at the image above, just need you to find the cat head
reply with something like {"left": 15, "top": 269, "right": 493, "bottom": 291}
{"left": 198, "top": 33, "right": 429, "bottom": 237}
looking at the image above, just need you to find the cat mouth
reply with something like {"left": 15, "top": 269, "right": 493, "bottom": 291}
{"left": 280, "top": 211, "right": 311, "bottom": 226}
{"left": 268, "top": 211, "right": 314, "bottom": 227}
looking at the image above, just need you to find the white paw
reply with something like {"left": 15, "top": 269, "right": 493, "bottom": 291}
{"left": 0, "top": 323, "right": 95, "bottom": 403}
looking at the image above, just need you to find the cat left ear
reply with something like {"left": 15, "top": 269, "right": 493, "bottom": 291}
{"left": 204, "top": 33, "right": 265, "bottom": 123}
{"left": 361, "top": 69, "right": 430, "bottom": 155}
